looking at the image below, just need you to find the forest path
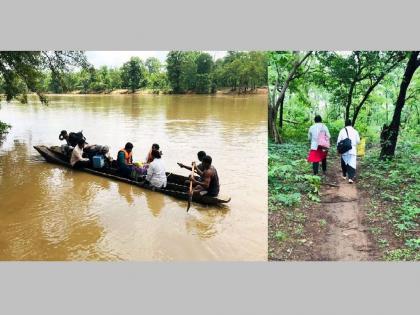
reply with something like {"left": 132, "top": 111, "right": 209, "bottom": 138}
{"left": 319, "top": 156, "right": 371, "bottom": 260}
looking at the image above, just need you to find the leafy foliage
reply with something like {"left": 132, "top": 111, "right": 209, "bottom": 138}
{"left": 359, "top": 139, "right": 420, "bottom": 260}
{"left": 0, "top": 51, "right": 87, "bottom": 103}
{"left": 1, "top": 51, "right": 267, "bottom": 96}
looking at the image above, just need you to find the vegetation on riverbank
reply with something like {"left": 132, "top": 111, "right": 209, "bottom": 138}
{"left": 0, "top": 51, "right": 267, "bottom": 98}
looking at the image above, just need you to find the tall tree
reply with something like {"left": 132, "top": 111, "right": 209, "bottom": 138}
{"left": 316, "top": 51, "right": 405, "bottom": 125}
{"left": 380, "top": 51, "right": 420, "bottom": 159}
{"left": 145, "top": 57, "right": 162, "bottom": 74}
{"left": 166, "top": 51, "right": 185, "bottom": 93}
{"left": 268, "top": 51, "right": 312, "bottom": 143}
{"left": 195, "top": 52, "right": 214, "bottom": 93}
{"left": 121, "top": 57, "right": 146, "bottom": 92}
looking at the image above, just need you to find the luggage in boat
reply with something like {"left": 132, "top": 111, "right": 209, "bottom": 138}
{"left": 92, "top": 155, "right": 105, "bottom": 168}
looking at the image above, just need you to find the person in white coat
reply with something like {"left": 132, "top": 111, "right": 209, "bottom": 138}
{"left": 337, "top": 119, "right": 360, "bottom": 183}
{"left": 146, "top": 149, "right": 167, "bottom": 188}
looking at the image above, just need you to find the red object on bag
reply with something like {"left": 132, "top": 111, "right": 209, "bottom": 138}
{"left": 317, "top": 128, "right": 330, "bottom": 149}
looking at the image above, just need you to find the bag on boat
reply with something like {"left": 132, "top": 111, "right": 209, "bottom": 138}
{"left": 317, "top": 124, "right": 330, "bottom": 150}
{"left": 337, "top": 127, "right": 352, "bottom": 154}
{"left": 68, "top": 131, "right": 86, "bottom": 147}
{"left": 92, "top": 155, "right": 105, "bottom": 169}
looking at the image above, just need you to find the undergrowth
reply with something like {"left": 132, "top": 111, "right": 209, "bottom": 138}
{"left": 359, "top": 139, "right": 420, "bottom": 261}
{"left": 268, "top": 140, "right": 322, "bottom": 260}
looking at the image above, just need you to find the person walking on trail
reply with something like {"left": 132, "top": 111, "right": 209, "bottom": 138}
{"left": 307, "top": 115, "right": 331, "bottom": 175}
{"left": 337, "top": 119, "right": 360, "bottom": 184}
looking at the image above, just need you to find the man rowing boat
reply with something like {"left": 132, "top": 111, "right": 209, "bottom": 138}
{"left": 190, "top": 155, "right": 220, "bottom": 197}
{"left": 177, "top": 150, "right": 206, "bottom": 178}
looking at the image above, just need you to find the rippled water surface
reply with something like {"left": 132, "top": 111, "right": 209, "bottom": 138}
{"left": 0, "top": 94, "right": 267, "bottom": 260}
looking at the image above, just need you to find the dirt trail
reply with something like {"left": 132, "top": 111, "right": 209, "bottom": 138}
{"left": 319, "top": 158, "right": 371, "bottom": 261}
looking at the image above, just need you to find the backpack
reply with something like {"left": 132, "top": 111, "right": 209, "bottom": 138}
{"left": 68, "top": 131, "right": 86, "bottom": 147}
{"left": 317, "top": 124, "right": 330, "bottom": 149}
{"left": 337, "top": 128, "right": 352, "bottom": 154}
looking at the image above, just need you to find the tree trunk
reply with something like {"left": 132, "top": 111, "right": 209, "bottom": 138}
{"left": 380, "top": 51, "right": 420, "bottom": 159}
{"left": 268, "top": 105, "right": 281, "bottom": 143}
{"left": 268, "top": 52, "right": 311, "bottom": 143}
{"left": 345, "top": 80, "right": 356, "bottom": 124}
{"left": 278, "top": 93, "right": 285, "bottom": 129}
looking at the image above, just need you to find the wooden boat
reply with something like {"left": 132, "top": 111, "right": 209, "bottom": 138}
{"left": 33, "top": 145, "right": 230, "bottom": 206}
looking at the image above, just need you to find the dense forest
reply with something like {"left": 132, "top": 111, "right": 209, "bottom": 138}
{"left": 0, "top": 51, "right": 267, "bottom": 98}
{"left": 268, "top": 51, "right": 420, "bottom": 261}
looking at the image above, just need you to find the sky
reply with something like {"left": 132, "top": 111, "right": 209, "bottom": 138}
{"left": 85, "top": 51, "right": 227, "bottom": 68}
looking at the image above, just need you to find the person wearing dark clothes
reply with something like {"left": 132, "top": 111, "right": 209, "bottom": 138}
{"left": 177, "top": 150, "right": 206, "bottom": 178}
{"left": 190, "top": 155, "right": 220, "bottom": 197}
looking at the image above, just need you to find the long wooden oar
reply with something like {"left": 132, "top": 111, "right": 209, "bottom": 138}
{"left": 187, "top": 162, "right": 195, "bottom": 212}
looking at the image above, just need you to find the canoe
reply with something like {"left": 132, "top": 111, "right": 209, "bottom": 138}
{"left": 34, "top": 145, "right": 231, "bottom": 206}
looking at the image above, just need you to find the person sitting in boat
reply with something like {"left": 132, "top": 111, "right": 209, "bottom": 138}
{"left": 177, "top": 150, "right": 206, "bottom": 178}
{"left": 59, "top": 130, "right": 71, "bottom": 146}
{"left": 59, "top": 130, "right": 72, "bottom": 154}
{"left": 145, "top": 149, "right": 167, "bottom": 188}
{"left": 117, "top": 142, "right": 134, "bottom": 177}
{"left": 70, "top": 139, "right": 91, "bottom": 169}
{"left": 145, "top": 143, "right": 163, "bottom": 164}
{"left": 59, "top": 130, "right": 87, "bottom": 155}
{"left": 190, "top": 155, "right": 219, "bottom": 197}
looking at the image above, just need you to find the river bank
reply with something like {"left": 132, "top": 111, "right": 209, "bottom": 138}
{"left": 37, "top": 87, "right": 268, "bottom": 96}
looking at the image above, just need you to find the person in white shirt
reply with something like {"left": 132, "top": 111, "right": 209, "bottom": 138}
{"left": 337, "top": 119, "right": 360, "bottom": 183}
{"left": 145, "top": 149, "right": 167, "bottom": 188}
{"left": 307, "top": 115, "right": 331, "bottom": 175}
{"left": 70, "top": 139, "right": 90, "bottom": 168}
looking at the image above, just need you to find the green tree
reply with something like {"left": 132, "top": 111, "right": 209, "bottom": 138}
{"left": 149, "top": 72, "right": 169, "bottom": 93}
{"left": 166, "top": 51, "right": 185, "bottom": 93}
{"left": 380, "top": 51, "right": 420, "bottom": 159}
{"left": 268, "top": 51, "right": 312, "bottom": 143}
{"left": 315, "top": 51, "right": 405, "bottom": 124}
{"left": 121, "top": 57, "right": 146, "bottom": 93}
{"left": 145, "top": 57, "right": 162, "bottom": 74}
{"left": 0, "top": 51, "right": 87, "bottom": 103}
{"left": 195, "top": 52, "right": 214, "bottom": 93}
{"left": 109, "top": 68, "right": 122, "bottom": 90}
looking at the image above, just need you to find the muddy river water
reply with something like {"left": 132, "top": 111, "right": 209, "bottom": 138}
{"left": 0, "top": 94, "right": 267, "bottom": 260}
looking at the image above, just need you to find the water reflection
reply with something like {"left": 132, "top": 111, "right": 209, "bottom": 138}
{"left": 146, "top": 191, "right": 166, "bottom": 217}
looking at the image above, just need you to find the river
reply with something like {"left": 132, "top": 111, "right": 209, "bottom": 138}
{"left": 0, "top": 94, "right": 267, "bottom": 261}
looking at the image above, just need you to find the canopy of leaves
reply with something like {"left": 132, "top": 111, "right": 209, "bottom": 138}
{"left": 0, "top": 51, "right": 87, "bottom": 103}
